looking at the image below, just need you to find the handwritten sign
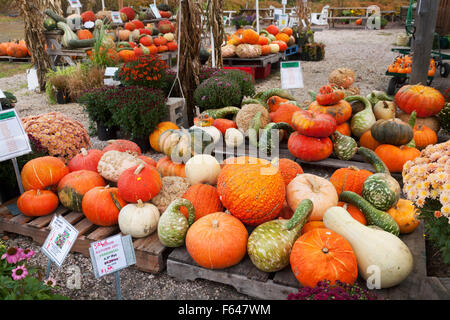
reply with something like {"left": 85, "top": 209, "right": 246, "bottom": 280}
{"left": 89, "top": 234, "right": 136, "bottom": 278}
{"left": 281, "top": 61, "right": 304, "bottom": 90}
{"left": 111, "top": 11, "right": 123, "bottom": 24}
{"left": 41, "top": 215, "right": 79, "bottom": 268}
{"left": 0, "top": 109, "right": 32, "bottom": 162}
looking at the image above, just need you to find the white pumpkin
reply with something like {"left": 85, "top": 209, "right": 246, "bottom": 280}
{"left": 185, "top": 154, "right": 221, "bottom": 185}
{"left": 286, "top": 173, "right": 338, "bottom": 221}
{"left": 269, "top": 43, "right": 280, "bottom": 53}
{"left": 190, "top": 125, "right": 221, "bottom": 144}
{"left": 163, "top": 32, "right": 175, "bottom": 42}
{"left": 97, "top": 150, "right": 146, "bottom": 183}
{"left": 118, "top": 200, "right": 160, "bottom": 238}
{"left": 323, "top": 206, "right": 414, "bottom": 289}
{"left": 224, "top": 128, "right": 244, "bottom": 148}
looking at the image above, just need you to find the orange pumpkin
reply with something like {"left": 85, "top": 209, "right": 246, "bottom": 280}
{"left": 158, "top": 45, "right": 168, "bottom": 52}
{"left": 186, "top": 212, "right": 248, "bottom": 269}
{"left": 336, "top": 122, "right": 351, "bottom": 136}
{"left": 308, "top": 100, "right": 352, "bottom": 125}
{"left": 124, "top": 22, "right": 136, "bottom": 31}
{"left": 258, "top": 35, "right": 269, "bottom": 46}
{"left": 68, "top": 148, "right": 104, "bottom": 172}
{"left": 146, "top": 45, "right": 158, "bottom": 54}
{"left": 166, "top": 41, "right": 178, "bottom": 51}
{"left": 181, "top": 184, "right": 223, "bottom": 221}
{"left": 359, "top": 130, "right": 381, "bottom": 150}
{"left": 394, "top": 84, "right": 445, "bottom": 117}
{"left": 290, "top": 228, "right": 358, "bottom": 287}
{"left": 337, "top": 202, "right": 367, "bottom": 225}
{"left": 281, "top": 27, "right": 293, "bottom": 36}
{"left": 17, "top": 190, "right": 59, "bottom": 217}
{"left": 242, "top": 29, "right": 259, "bottom": 44}
{"left": 153, "top": 36, "right": 167, "bottom": 46}
{"left": 267, "top": 95, "right": 289, "bottom": 112}
{"left": 217, "top": 162, "right": 285, "bottom": 226}
{"left": 277, "top": 158, "right": 304, "bottom": 186}
{"left": 301, "top": 221, "right": 326, "bottom": 234}
{"left": 329, "top": 166, "right": 373, "bottom": 196}
{"left": 0, "top": 42, "right": 9, "bottom": 56}
{"left": 138, "top": 155, "right": 157, "bottom": 167}
{"left": 374, "top": 144, "right": 421, "bottom": 173}
{"left": 77, "top": 29, "right": 93, "bottom": 40}
{"left": 260, "top": 44, "right": 272, "bottom": 55}
{"left": 386, "top": 199, "right": 420, "bottom": 234}
{"left": 266, "top": 24, "right": 279, "bottom": 35}
{"left": 119, "top": 49, "right": 136, "bottom": 62}
{"left": 275, "top": 32, "right": 290, "bottom": 44}
{"left": 9, "top": 40, "right": 28, "bottom": 58}
{"left": 222, "top": 156, "right": 270, "bottom": 166}
{"left": 149, "top": 121, "right": 179, "bottom": 152}
{"left": 21, "top": 156, "right": 69, "bottom": 191}
{"left": 271, "top": 40, "right": 287, "bottom": 51}
{"left": 413, "top": 124, "right": 437, "bottom": 150}
{"left": 288, "top": 132, "right": 333, "bottom": 162}
{"left": 103, "top": 139, "right": 141, "bottom": 155}
{"left": 269, "top": 103, "right": 300, "bottom": 127}
{"left": 117, "top": 164, "right": 162, "bottom": 203}
{"left": 81, "top": 185, "right": 127, "bottom": 226}
{"left": 156, "top": 156, "right": 186, "bottom": 177}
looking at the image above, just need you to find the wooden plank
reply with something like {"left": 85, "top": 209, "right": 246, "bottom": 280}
{"left": 133, "top": 232, "right": 166, "bottom": 255}
{"left": 28, "top": 206, "right": 71, "bottom": 229}
{"left": 9, "top": 214, "right": 34, "bottom": 225}
{"left": 86, "top": 225, "right": 119, "bottom": 241}
{"left": 272, "top": 266, "right": 301, "bottom": 288}
{"left": 73, "top": 218, "right": 96, "bottom": 236}
{"left": 62, "top": 212, "right": 84, "bottom": 226}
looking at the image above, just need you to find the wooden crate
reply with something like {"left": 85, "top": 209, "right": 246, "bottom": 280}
{"left": 223, "top": 53, "right": 282, "bottom": 68}
{"left": 166, "top": 224, "right": 450, "bottom": 300}
{"left": 0, "top": 199, "right": 170, "bottom": 274}
{"left": 0, "top": 56, "right": 31, "bottom": 63}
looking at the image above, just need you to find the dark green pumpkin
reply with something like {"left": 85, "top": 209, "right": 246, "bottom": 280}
{"left": 370, "top": 118, "right": 413, "bottom": 146}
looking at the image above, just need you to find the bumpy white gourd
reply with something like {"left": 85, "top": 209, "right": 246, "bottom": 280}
{"left": 97, "top": 150, "right": 145, "bottom": 182}
{"left": 323, "top": 206, "right": 413, "bottom": 289}
{"left": 118, "top": 200, "right": 160, "bottom": 238}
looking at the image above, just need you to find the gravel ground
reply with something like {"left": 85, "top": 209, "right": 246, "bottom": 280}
{"left": 0, "top": 27, "right": 447, "bottom": 300}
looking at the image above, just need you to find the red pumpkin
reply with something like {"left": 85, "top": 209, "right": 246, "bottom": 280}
{"left": 394, "top": 84, "right": 445, "bottom": 117}
{"left": 82, "top": 186, "right": 127, "bottom": 226}
{"left": 271, "top": 40, "right": 287, "bottom": 52}
{"left": 124, "top": 22, "right": 137, "bottom": 31}
{"left": 213, "top": 118, "right": 237, "bottom": 135}
{"left": 316, "top": 85, "right": 345, "bottom": 106}
{"left": 266, "top": 24, "right": 279, "bottom": 36}
{"left": 77, "top": 29, "right": 93, "bottom": 40}
{"left": 139, "top": 35, "right": 153, "bottom": 46}
{"left": 308, "top": 100, "right": 352, "bottom": 125}
{"left": 291, "top": 109, "right": 337, "bottom": 138}
{"left": 138, "top": 155, "right": 157, "bottom": 167}
{"left": 166, "top": 41, "right": 178, "bottom": 51}
{"left": 21, "top": 156, "right": 69, "bottom": 191}
{"left": 153, "top": 36, "right": 168, "bottom": 46}
{"left": 117, "top": 164, "right": 162, "bottom": 203}
{"left": 181, "top": 184, "right": 223, "bottom": 221}
{"left": 68, "top": 148, "right": 103, "bottom": 172}
{"left": 267, "top": 96, "right": 289, "bottom": 112}
{"left": 81, "top": 11, "right": 96, "bottom": 23}
{"left": 131, "top": 20, "right": 144, "bottom": 29}
{"left": 103, "top": 140, "right": 142, "bottom": 155}
{"left": 288, "top": 132, "right": 333, "bottom": 162}
{"left": 269, "top": 103, "right": 300, "bottom": 127}
{"left": 17, "top": 190, "right": 59, "bottom": 217}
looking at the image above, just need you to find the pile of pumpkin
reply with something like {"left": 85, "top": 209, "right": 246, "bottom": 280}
{"left": 222, "top": 24, "right": 295, "bottom": 58}
{"left": 0, "top": 40, "right": 30, "bottom": 58}
{"left": 387, "top": 55, "right": 436, "bottom": 77}
{"left": 16, "top": 131, "right": 418, "bottom": 289}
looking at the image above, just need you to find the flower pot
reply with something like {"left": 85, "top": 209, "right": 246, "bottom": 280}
{"left": 97, "top": 123, "right": 118, "bottom": 141}
{"left": 56, "top": 90, "right": 70, "bottom": 104}
{"left": 131, "top": 136, "right": 151, "bottom": 153}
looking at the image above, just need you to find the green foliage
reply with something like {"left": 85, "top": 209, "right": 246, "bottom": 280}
{"left": 0, "top": 91, "right": 16, "bottom": 109}
{"left": 45, "top": 65, "right": 77, "bottom": 104}
{"left": 419, "top": 199, "right": 450, "bottom": 265}
{"left": 438, "top": 103, "right": 450, "bottom": 134}
{"left": 194, "top": 76, "right": 242, "bottom": 110}
{"left": 87, "top": 23, "right": 119, "bottom": 68}
{"left": 78, "top": 86, "right": 116, "bottom": 128}
{"left": 212, "top": 69, "right": 255, "bottom": 97}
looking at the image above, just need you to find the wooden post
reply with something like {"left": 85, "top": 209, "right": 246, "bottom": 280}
{"left": 118, "top": 0, "right": 123, "bottom": 10}
{"left": 410, "top": 0, "right": 439, "bottom": 84}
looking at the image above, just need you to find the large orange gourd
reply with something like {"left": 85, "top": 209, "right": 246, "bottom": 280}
{"left": 21, "top": 156, "right": 69, "bottom": 191}
{"left": 290, "top": 228, "right": 358, "bottom": 287}
{"left": 82, "top": 185, "right": 127, "bottom": 226}
{"left": 217, "top": 162, "right": 285, "bottom": 226}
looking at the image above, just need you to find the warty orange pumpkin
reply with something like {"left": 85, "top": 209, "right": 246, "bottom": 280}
{"left": 181, "top": 184, "right": 223, "bottom": 221}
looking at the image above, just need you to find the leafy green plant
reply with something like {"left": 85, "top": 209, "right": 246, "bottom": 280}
{"left": 78, "top": 86, "right": 117, "bottom": 129}
{"left": 0, "top": 241, "right": 69, "bottom": 300}
{"left": 194, "top": 76, "right": 242, "bottom": 110}
{"left": 86, "top": 23, "right": 119, "bottom": 68}
{"left": 110, "top": 86, "right": 167, "bottom": 139}
{"left": 212, "top": 68, "right": 255, "bottom": 97}
{"left": 45, "top": 65, "right": 77, "bottom": 104}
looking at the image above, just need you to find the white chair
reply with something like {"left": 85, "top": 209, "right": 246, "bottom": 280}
{"left": 310, "top": 5, "right": 330, "bottom": 27}
{"left": 366, "top": 5, "right": 381, "bottom": 30}
{"left": 223, "top": 10, "right": 235, "bottom": 26}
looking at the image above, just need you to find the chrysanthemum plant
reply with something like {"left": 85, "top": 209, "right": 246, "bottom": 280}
{"left": 0, "top": 241, "right": 69, "bottom": 300}
{"left": 402, "top": 140, "right": 450, "bottom": 264}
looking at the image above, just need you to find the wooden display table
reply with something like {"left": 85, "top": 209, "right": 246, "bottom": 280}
{"left": 44, "top": 30, "right": 90, "bottom": 67}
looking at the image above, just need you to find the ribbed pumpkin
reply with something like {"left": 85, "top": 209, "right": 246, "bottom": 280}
{"left": 337, "top": 201, "right": 367, "bottom": 225}
{"left": 103, "top": 139, "right": 142, "bottom": 155}
{"left": 291, "top": 109, "right": 337, "bottom": 138}
{"left": 301, "top": 221, "right": 326, "bottom": 235}
{"left": 185, "top": 212, "right": 248, "bottom": 269}
{"left": 413, "top": 124, "right": 437, "bottom": 150}
{"left": 288, "top": 132, "right": 333, "bottom": 162}
{"left": 180, "top": 184, "right": 223, "bottom": 221}
{"left": 149, "top": 121, "right": 179, "bottom": 152}
{"left": 269, "top": 103, "right": 300, "bottom": 127}
{"left": 222, "top": 156, "right": 270, "bottom": 166}
{"left": 77, "top": 29, "right": 93, "bottom": 40}
{"left": 242, "top": 29, "right": 259, "bottom": 44}
{"left": 17, "top": 190, "right": 59, "bottom": 217}
{"left": 21, "top": 156, "right": 69, "bottom": 191}
{"left": 156, "top": 156, "right": 186, "bottom": 177}
{"left": 290, "top": 228, "right": 358, "bottom": 287}
{"left": 267, "top": 96, "right": 289, "bottom": 112}
{"left": 275, "top": 32, "right": 290, "bottom": 43}
{"left": 258, "top": 35, "right": 269, "bottom": 46}
{"left": 57, "top": 170, "right": 106, "bottom": 212}
{"left": 359, "top": 130, "right": 381, "bottom": 150}
{"left": 329, "top": 166, "right": 373, "bottom": 196}
{"left": 375, "top": 144, "right": 420, "bottom": 173}
{"left": 119, "top": 49, "right": 135, "bottom": 62}
{"left": 394, "top": 84, "right": 445, "bottom": 117}
{"left": 217, "top": 162, "right": 285, "bottom": 226}
{"left": 386, "top": 198, "right": 420, "bottom": 234}
{"left": 276, "top": 158, "right": 304, "bottom": 186}
{"left": 370, "top": 118, "right": 413, "bottom": 146}
{"left": 308, "top": 100, "right": 352, "bottom": 125}
{"left": 260, "top": 44, "right": 272, "bottom": 55}
{"left": 81, "top": 185, "right": 127, "bottom": 226}
{"left": 68, "top": 148, "right": 103, "bottom": 172}
{"left": 117, "top": 164, "right": 162, "bottom": 203}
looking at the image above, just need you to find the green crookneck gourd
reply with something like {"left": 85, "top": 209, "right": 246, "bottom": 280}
{"left": 157, "top": 198, "right": 195, "bottom": 247}
{"left": 200, "top": 106, "right": 240, "bottom": 120}
{"left": 247, "top": 199, "right": 313, "bottom": 272}
{"left": 332, "top": 130, "right": 358, "bottom": 160}
{"left": 358, "top": 147, "right": 401, "bottom": 211}
{"left": 345, "top": 95, "right": 376, "bottom": 138}
{"left": 254, "top": 88, "right": 296, "bottom": 103}
{"left": 366, "top": 90, "right": 394, "bottom": 106}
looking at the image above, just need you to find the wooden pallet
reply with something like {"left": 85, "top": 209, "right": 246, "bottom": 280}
{"left": 223, "top": 53, "right": 282, "bottom": 68}
{"left": 166, "top": 223, "right": 450, "bottom": 300}
{"left": 0, "top": 199, "right": 170, "bottom": 274}
{"left": 0, "top": 56, "right": 31, "bottom": 63}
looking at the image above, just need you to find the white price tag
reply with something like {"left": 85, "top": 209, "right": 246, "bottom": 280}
{"left": 111, "top": 11, "right": 123, "bottom": 23}
{"left": 0, "top": 89, "right": 5, "bottom": 99}
{"left": 0, "top": 108, "right": 32, "bottom": 162}
{"left": 26, "top": 68, "right": 39, "bottom": 91}
{"left": 281, "top": 61, "right": 304, "bottom": 90}
{"left": 104, "top": 67, "right": 119, "bottom": 77}
{"left": 67, "top": 0, "right": 82, "bottom": 8}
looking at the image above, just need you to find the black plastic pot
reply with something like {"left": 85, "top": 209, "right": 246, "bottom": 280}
{"left": 56, "top": 90, "right": 70, "bottom": 104}
{"left": 97, "top": 123, "right": 118, "bottom": 141}
{"left": 132, "top": 136, "right": 151, "bottom": 153}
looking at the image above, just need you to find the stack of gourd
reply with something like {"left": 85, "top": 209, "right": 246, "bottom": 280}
{"left": 387, "top": 55, "right": 436, "bottom": 77}
{"left": 0, "top": 40, "right": 30, "bottom": 58}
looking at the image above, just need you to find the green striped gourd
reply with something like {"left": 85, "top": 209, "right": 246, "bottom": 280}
{"left": 157, "top": 199, "right": 195, "bottom": 247}
{"left": 345, "top": 95, "right": 376, "bottom": 137}
{"left": 332, "top": 131, "right": 357, "bottom": 160}
{"left": 358, "top": 147, "right": 401, "bottom": 211}
{"left": 254, "top": 88, "right": 296, "bottom": 103}
{"left": 200, "top": 106, "right": 240, "bottom": 119}
{"left": 247, "top": 199, "right": 313, "bottom": 272}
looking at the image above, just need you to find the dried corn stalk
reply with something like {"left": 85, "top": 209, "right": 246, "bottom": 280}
{"left": 296, "top": 0, "right": 311, "bottom": 31}
{"left": 206, "top": 0, "right": 224, "bottom": 68}
{"left": 178, "top": 0, "right": 202, "bottom": 124}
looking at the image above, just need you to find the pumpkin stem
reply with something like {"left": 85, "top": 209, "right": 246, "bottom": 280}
{"left": 137, "top": 199, "right": 144, "bottom": 208}
{"left": 305, "top": 176, "right": 320, "bottom": 193}
{"left": 322, "top": 247, "right": 329, "bottom": 254}
{"left": 105, "top": 185, "right": 110, "bottom": 189}
{"left": 81, "top": 148, "right": 88, "bottom": 156}
{"left": 212, "top": 220, "right": 219, "bottom": 228}
{"left": 134, "top": 164, "right": 145, "bottom": 175}
{"left": 36, "top": 189, "right": 41, "bottom": 196}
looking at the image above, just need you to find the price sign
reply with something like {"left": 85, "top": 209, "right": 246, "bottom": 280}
{"left": 0, "top": 89, "right": 5, "bottom": 99}
{"left": 89, "top": 234, "right": 136, "bottom": 278}
{"left": 0, "top": 108, "right": 32, "bottom": 162}
{"left": 111, "top": 11, "right": 123, "bottom": 23}
{"left": 104, "top": 67, "right": 119, "bottom": 77}
{"left": 41, "top": 215, "right": 79, "bottom": 268}
{"left": 67, "top": 0, "right": 82, "bottom": 8}
{"left": 150, "top": 4, "right": 161, "bottom": 19}
{"left": 281, "top": 61, "right": 304, "bottom": 90}
{"left": 278, "top": 14, "right": 289, "bottom": 28}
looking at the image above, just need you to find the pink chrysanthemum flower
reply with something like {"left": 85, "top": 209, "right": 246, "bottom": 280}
{"left": 1, "top": 247, "right": 22, "bottom": 264}
{"left": 11, "top": 265, "right": 28, "bottom": 280}
{"left": 44, "top": 277, "right": 57, "bottom": 287}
